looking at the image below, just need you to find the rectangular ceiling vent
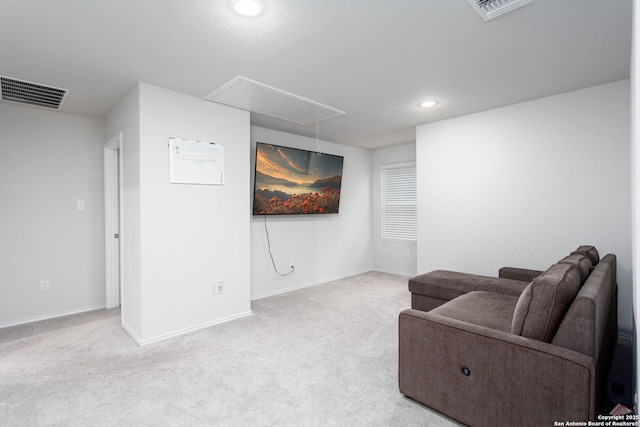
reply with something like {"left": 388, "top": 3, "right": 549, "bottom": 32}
{"left": 204, "top": 76, "right": 345, "bottom": 126}
{"left": 467, "top": 0, "right": 532, "bottom": 21}
{"left": 1, "top": 76, "right": 69, "bottom": 110}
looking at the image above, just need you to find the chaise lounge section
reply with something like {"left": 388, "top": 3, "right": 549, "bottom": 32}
{"left": 398, "top": 246, "right": 617, "bottom": 426}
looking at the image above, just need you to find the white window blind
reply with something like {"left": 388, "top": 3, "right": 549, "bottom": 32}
{"left": 381, "top": 162, "right": 417, "bottom": 241}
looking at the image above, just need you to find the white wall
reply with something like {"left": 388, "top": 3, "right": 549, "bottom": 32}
{"left": 250, "top": 126, "right": 373, "bottom": 299}
{"left": 106, "top": 83, "right": 252, "bottom": 343}
{"left": 417, "top": 80, "right": 633, "bottom": 334}
{"left": 371, "top": 143, "right": 417, "bottom": 276}
{"left": 0, "top": 103, "right": 105, "bottom": 327}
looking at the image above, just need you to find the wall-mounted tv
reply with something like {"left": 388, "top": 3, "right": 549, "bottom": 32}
{"left": 253, "top": 142, "right": 344, "bottom": 215}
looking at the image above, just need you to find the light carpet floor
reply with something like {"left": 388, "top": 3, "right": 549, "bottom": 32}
{"left": 0, "top": 271, "right": 460, "bottom": 426}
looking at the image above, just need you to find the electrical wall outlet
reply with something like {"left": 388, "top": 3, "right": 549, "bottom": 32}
{"left": 40, "top": 280, "right": 50, "bottom": 291}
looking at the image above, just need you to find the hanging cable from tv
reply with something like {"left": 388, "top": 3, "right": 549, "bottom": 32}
{"left": 263, "top": 216, "right": 295, "bottom": 276}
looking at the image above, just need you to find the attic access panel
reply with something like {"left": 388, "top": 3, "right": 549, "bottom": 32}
{"left": 204, "top": 76, "right": 345, "bottom": 126}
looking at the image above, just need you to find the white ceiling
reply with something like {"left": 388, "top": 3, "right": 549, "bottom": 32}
{"left": 0, "top": 0, "right": 632, "bottom": 149}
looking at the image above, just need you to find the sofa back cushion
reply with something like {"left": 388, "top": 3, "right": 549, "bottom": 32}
{"left": 558, "top": 254, "right": 592, "bottom": 283}
{"left": 511, "top": 263, "right": 582, "bottom": 342}
{"left": 571, "top": 245, "right": 599, "bottom": 266}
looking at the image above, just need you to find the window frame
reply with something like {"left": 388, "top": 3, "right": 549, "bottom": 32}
{"left": 380, "top": 161, "right": 417, "bottom": 242}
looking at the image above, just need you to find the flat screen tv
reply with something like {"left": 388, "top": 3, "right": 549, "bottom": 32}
{"left": 253, "top": 142, "right": 344, "bottom": 215}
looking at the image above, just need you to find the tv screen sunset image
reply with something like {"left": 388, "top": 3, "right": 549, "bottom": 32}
{"left": 253, "top": 142, "right": 344, "bottom": 215}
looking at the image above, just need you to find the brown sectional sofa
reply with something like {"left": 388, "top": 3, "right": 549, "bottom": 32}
{"left": 398, "top": 246, "right": 617, "bottom": 426}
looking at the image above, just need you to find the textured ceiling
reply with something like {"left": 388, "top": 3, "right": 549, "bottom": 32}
{"left": 0, "top": 0, "right": 632, "bottom": 149}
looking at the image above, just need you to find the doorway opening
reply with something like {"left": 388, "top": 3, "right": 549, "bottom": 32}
{"left": 104, "top": 133, "right": 122, "bottom": 309}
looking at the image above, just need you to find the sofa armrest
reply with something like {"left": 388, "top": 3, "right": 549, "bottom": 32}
{"left": 398, "top": 309, "right": 595, "bottom": 426}
{"left": 498, "top": 266, "right": 543, "bottom": 282}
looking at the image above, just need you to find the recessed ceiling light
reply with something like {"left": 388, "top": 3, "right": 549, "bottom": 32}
{"left": 232, "top": 0, "right": 264, "bottom": 17}
{"left": 419, "top": 100, "right": 439, "bottom": 109}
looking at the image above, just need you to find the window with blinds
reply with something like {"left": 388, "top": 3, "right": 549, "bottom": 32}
{"left": 380, "top": 162, "right": 417, "bottom": 241}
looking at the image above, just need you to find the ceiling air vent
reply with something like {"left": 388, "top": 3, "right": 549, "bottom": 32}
{"left": 1, "top": 76, "right": 69, "bottom": 110}
{"left": 467, "top": 0, "right": 532, "bottom": 21}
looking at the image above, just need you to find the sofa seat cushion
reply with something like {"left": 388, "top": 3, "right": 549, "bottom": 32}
{"left": 409, "top": 270, "right": 529, "bottom": 303}
{"left": 511, "top": 263, "right": 581, "bottom": 342}
{"left": 430, "top": 291, "right": 520, "bottom": 333}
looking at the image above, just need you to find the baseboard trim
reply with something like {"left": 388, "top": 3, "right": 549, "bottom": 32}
{"left": 124, "top": 310, "right": 254, "bottom": 346}
{"left": 373, "top": 268, "right": 413, "bottom": 278}
{"left": 251, "top": 269, "right": 373, "bottom": 301}
{"left": 120, "top": 321, "right": 143, "bottom": 345}
{"left": 0, "top": 304, "right": 106, "bottom": 329}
